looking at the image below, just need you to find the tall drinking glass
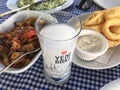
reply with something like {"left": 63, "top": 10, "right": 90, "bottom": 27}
{"left": 35, "top": 11, "right": 81, "bottom": 85}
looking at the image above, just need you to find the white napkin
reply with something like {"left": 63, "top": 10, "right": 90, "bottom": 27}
{"left": 95, "top": 48, "right": 115, "bottom": 64}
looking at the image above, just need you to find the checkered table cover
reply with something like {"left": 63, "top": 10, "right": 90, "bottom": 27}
{"left": 0, "top": 0, "right": 120, "bottom": 90}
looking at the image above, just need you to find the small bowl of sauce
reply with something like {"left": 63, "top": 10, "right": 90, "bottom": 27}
{"left": 75, "top": 29, "right": 108, "bottom": 61}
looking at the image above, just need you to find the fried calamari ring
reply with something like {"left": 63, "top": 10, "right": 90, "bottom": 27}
{"left": 82, "top": 11, "right": 105, "bottom": 26}
{"left": 102, "top": 18, "right": 120, "bottom": 40}
{"left": 104, "top": 7, "right": 120, "bottom": 19}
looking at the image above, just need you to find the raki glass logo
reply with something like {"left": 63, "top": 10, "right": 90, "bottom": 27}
{"left": 55, "top": 50, "right": 71, "bottom": 64}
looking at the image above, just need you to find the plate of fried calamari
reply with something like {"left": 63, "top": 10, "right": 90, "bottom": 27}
{"left": 73, "top": 7, "right": 120, "bottom": 69}
{"left": 0, "top": 11, "right": 57, "bottom": 73}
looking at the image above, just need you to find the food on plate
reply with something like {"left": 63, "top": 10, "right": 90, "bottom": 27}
{"left": 102, "top": 18, "right": 120, "bottom": 40}
{"left": 82, "top": 7, "right": 120, "bottom": 48}
{"left": 82, "top": 11, "right": 105, "bottom": 26}
{"left": 107, "top": 39, "right": 120, "bottom": 48}
{"left": 104, "top": 7, "right": 120, "bottom": 20}
{"left": 77, "top": 35, "right": 102, "bottom": 52}
{"left": 17, "top": 0, "right": 66, "bottom": 10}
{"left": 0, "top": 17, "right": 43, "bottom": 68}
{"left": 75, "top": 29, "right": 108, "bottom": 61}
{"left": 17, "top": 0, "right": 34, "bottom": 7}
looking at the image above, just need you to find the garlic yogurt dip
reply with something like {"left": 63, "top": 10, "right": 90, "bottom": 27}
{"left": 77, "top": 35, "right": 103, "bottom": 52}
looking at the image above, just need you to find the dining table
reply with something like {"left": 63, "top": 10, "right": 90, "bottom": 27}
{"left": 0, "top": 0, "right": 120, "bottom": 90}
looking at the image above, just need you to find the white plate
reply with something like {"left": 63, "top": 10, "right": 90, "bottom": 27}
{"left": 72, "top": 13, "right": 120, "bottom": 70}
{"left": 6, "top": 0, "right": 74, "bottom": 13}
{"left": 100, "top": 78, "right": 120, "bottom": 90}
{"left": 0, "top": 10, "right": 58, "bottom": 73}
{"left": 93, "top": 0, "right": 120, "bottom": 9}
{"left": 0, "top": 11, "right": 43, "bottom": 73}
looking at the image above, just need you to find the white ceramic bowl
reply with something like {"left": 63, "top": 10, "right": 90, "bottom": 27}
{"left": 75, "top": 29, "right": 108, "bottom": 61}
{"left": 0, "top": 10, "right": 57, "bottom": 73}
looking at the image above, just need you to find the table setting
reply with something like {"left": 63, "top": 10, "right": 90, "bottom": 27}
{"left": 0, "top": 0, "right": 120, "bottom": 90}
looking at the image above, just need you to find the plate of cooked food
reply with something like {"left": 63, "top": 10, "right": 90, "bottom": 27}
{"left": 73, "top": 7, "right": 120, "bottom": 69}
{"left": 93, "top": 0, "right": 120, "bottom": 9}
{"left": 0, "top": 10, "right": 57, "bottom": 73}
{"left": 6, "top": 0, "right": 74, "bottom": 13}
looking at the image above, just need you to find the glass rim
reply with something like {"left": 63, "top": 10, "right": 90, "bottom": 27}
{"left": 35, "top": 11, "right": 82, "bottom": 42}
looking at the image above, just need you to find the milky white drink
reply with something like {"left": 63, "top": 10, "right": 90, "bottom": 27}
{"left": 39, "top": 24, "right": 79, "bottom": 84}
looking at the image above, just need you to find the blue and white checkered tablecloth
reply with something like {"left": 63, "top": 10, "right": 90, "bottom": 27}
{"left": 0, "top": 0, "right": 120, "bottom": 90}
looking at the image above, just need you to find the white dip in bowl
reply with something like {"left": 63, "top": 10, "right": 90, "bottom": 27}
{"left": 75, "top": 29, "right": 108, "bottom": 61}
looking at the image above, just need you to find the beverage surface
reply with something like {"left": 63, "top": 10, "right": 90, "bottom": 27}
{"left": 40, "top": 24, "right": 76, "bottom": 40}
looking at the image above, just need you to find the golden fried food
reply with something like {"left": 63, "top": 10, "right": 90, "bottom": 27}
{"left": 82, "top": 6, "right": 120, "bottom": 48}
{"left": 102, "top": 18, "right": 120, "bottom": 40}
{"left": 82, "top": 11, "right": 105, "bottom": 26}
{"left": 104, "top": 7, "right": 120, "bottom": 19}
{"left": 108, "top": 39, "right": 120, "bottom": 48}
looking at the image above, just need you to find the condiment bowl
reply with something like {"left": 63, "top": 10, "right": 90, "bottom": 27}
{"left": 75, "top": 29, "right": 108, "bottom": 61}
